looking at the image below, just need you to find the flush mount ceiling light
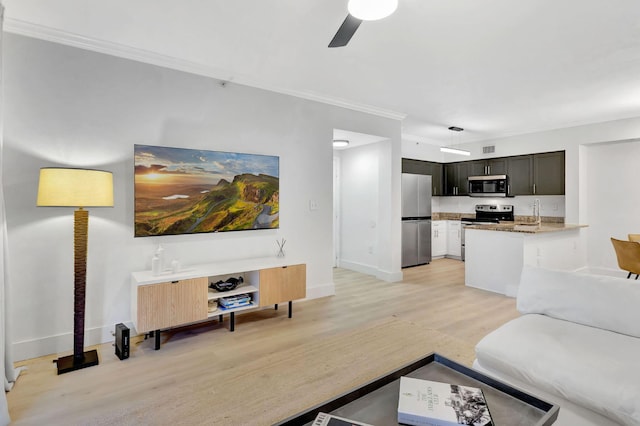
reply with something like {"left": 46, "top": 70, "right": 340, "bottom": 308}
{"left": 440, "top": 126, "right": 471, "bottom": 156}
{"left": 348, "top": 0, "right": 398, "bottom": 21}
{"left": 333, "top": 139, "right": 350, "bottom": 148}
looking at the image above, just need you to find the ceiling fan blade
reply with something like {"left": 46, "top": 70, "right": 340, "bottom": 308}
{"left": 328, "top": 14, "right": 363, "bottom": 48}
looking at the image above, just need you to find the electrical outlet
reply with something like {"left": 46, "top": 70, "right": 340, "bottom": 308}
{"left": 308, "top": 200, "right": 319, "bottom": 211}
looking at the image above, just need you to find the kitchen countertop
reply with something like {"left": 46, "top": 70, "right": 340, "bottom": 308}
{"left": 432, "top": 212, "right": 565, "bottom": 224}
{"left": 465, "top": 222, "right": 587, "bottom": 234}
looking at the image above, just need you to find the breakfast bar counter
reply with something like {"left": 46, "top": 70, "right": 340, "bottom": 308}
{"left": 465, "top": 222, "right": 588, "bottom": 297}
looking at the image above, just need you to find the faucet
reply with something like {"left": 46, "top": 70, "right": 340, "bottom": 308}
{"left": 533, "top": 199, "right": 541, "bottom": 225}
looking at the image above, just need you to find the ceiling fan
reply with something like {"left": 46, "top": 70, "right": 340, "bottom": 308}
{"left": 328, "top": 0, "right": 398, "bottom": 48}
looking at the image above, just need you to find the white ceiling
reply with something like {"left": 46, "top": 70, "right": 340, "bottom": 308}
{"left": 4, "top": 0, "right": 640, "bottom": 145}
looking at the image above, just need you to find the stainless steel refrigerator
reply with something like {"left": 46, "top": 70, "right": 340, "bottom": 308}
{"left": 401, "top": 173, "right": 432, "bottom": 268}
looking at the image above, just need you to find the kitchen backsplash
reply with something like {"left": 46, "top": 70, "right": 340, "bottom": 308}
{"left": 432, "top": 195, "right": 565, "bottom": 219}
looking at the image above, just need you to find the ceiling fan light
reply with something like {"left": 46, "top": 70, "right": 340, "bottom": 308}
{"left": 348, "top": 0, "right": 398, "bottom": 21}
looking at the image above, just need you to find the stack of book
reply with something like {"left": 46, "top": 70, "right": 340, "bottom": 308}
{"left": 218, "top": 293, "right": 252, "bottom": 309}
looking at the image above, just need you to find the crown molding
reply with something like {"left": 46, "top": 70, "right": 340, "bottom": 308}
{"left": 4, "top": 18, "right": 406, "bottom": 121}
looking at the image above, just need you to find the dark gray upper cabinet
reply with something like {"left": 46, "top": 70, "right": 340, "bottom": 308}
{"left": 404, "top": 150, "right": 564, "bottom": 197}
{"left": 430, "top": 163, "right": 443, "bottom": 196}
{"left": 533, "top": 151, "right": 565, "bottom": 195}
{"left": 506, "top": 155, "right": 533, "bottom": 195}
{"left": 401, "top": 159, "right": 443, "bottom": 196}
{"left": 444, "top": 162, "right": 469, "bottom": 196}
{"left": 469, "top": 158, "right": 507, "bottom": 176}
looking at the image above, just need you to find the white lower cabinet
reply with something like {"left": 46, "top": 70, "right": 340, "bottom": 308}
{"left": 432, "top": 220, "right": 447, "bottom": 257}
{"left": 446, "top": 220, "right": 462, "bottom": 258}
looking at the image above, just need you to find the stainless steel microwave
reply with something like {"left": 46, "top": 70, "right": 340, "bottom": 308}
{"left": 468, "top": 175, "right": 509, "bottom": 197}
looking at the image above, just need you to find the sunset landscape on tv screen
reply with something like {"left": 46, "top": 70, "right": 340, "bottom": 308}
{"left": 134, "top": 144, "right": 279, "bottom": 237}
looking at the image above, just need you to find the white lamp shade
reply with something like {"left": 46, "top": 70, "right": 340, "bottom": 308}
{"left": 348, "top": 0, "right": 398, "bottom": 21}
{"left": 37, "top": 168, "right": 114, "bottom": 207}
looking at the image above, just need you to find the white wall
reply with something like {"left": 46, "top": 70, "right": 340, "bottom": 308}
{"left": 336, "top": 140, "right": 403, "bottom": 282}
{"left": 338, "top": 143, "right": 380, "bottom": 276}
{"left": 2, "top": 34, "right": 401, "bottom": 360}
{"left": 585, "top": 139, "right": 640, "bottom": 275}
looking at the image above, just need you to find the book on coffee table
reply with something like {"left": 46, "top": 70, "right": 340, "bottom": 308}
{"left": 312, "top": 412, "right": 373, "bottom": 426}
{"left": 398, "top": 377, "right": 494, "bottom": 426}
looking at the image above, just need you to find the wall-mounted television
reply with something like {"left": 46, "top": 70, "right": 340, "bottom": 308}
{"left": 134, "top": 144, "right": 279, "bottom": 237}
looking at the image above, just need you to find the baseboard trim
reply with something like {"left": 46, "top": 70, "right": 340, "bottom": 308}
{"left": 376, "top": 269, "right": 403, "bottom": 282}
{"left": 12, "top": 322, "right": 134, "bottom": 362}
{"left": 339, "top": 260, "right": 402, "bottom": 283}
{"left": 305, "top": 281, "right": 336, "bottom": 299}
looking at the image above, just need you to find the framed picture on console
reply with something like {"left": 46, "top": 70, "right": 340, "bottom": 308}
{"left": 134, "top": 144, "right": 279, "bottom": 237}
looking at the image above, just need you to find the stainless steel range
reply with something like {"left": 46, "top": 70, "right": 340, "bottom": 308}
{"left": 460, "top": 205, "right": 514, "bottom": 261}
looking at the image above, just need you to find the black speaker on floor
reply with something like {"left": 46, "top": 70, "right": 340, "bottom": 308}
{"left": 115, "top": 323, "right": 129, "bottom": 360}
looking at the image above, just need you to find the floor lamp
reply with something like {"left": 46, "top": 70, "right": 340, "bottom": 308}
{"left": 37, "top": 167, "right": 114, "bottom": 374}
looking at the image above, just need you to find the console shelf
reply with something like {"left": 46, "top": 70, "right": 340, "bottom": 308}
{"left": 131, "top": 257, "right": 306, "bottom": 350}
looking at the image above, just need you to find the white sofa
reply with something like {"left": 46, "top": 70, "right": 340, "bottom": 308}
{"left": 473, "top": 265, "right": 640, "bottom": 426}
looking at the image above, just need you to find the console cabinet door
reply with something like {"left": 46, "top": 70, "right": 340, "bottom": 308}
{"left": 259, "top": 264, "right": 306, "bottom": 306}
{"left": 137, "top": 282, "right": 174, "bottom": 333}
{"left": 137, "top": 277, "right": 208, "bottom": 333}
{"left": 173, "top": 277, "right": 208, "bottom": 326}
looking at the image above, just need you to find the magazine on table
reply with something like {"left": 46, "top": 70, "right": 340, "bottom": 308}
{"left": 397, "top": 377, "right": 494, "bottom": 426}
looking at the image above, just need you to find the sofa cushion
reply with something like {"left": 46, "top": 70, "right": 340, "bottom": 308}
{"left": 517, "top": 265, "right": 640, "bottom": 338}
{"left": 475, "top": 314, "right": 640, "bottom": 425}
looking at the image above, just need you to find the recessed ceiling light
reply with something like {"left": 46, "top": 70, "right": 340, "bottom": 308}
{"left": 333, "top": 139, "right": 350, "bottom": 148}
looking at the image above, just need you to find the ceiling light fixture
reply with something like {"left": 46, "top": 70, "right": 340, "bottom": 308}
{"left": 440, "top": 146, "right": 471, "bottom": 156}
{"left": 333, "top": 139, "right": 350, "bottom": 148}
{"left": 440, "top": 126, "right": 471, "bottom": 156}
{"left": 348, "top": 0, "right": 398, "bottom": 21}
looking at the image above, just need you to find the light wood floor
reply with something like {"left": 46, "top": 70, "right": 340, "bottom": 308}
{"left": 7, "top": 259, "right": 519, "bottom": 425}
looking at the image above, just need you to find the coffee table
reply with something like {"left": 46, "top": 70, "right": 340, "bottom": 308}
{"left": 276, "top": 353, "right": 559, "bottom": 425}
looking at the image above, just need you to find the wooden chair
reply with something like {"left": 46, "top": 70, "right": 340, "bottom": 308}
{"left": 611, "top": 237, "right": 640, "bottom": 279}
{"left": 628, "top": 234, "right": 640, "bottom": 242}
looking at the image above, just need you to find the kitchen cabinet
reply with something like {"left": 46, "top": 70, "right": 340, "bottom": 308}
{"left": 506, "top": 155, "right": 533, "bottom": 195}
{"left": 430, "top": 163, "right": 443, "bottom": 196}
{"left": 533, "top": 151, "right": 565, "bottom": 195}
{"left": 432, "top": 220, "right": 447, "bottom": 257}
{"left": 403, "top": 150, "right": 564, "bottom": 197}
{"left": 444, "top": 162, "right": 469, "bottom": 196}
{"left": 468, "top": 158, "right": 507, "bottom": 176}
{"left": 506, "top": 151, "right": 565, "bottom": 196}
{"left": 401, "top": 159, "right": 443, "bottom": 196}
{"left": 447, "top": 221, "right": 462, "bottom": 258}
